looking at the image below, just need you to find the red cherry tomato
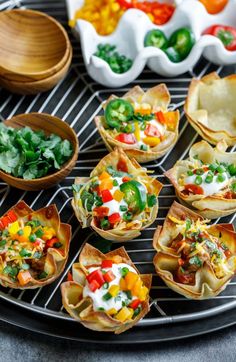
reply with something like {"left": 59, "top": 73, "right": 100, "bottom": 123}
{"left": 203, "top": 24, "right": 236, "bottom": 51}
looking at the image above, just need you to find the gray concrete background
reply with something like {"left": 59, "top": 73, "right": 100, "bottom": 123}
{"left": 0, "top": 320, "right": 235, "bottom": 362}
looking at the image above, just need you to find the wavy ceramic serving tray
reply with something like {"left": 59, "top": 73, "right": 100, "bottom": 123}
{"left": 66, "top": 0, "right": 236, "bottom": 86}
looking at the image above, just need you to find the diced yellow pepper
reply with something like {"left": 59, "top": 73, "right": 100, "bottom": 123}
{"left": 107, "top": 308, "right": 117, "bottom": 316}
{"left": 134, "top": 122, "right": 141, "bottom": 142}
{"left": 42, "top": 227, "right": 56, "bottom": 241}
{"left": 18, "top": 226, "right": 32, "bottom": 243}
{"left": 125, "top": 272, "right": 138, "bottom": 290}
{"left": 132, "top": 277, "right": 143, "bottom": 297}
{"left": 108, "top": 284, "right": 119, "bottom": 297}
{"left": 113, "top": 189, "right": 124, "bottom": 202}
{"left": 138, "top": 286, "right": 149, "bottom": 301}
{"left": 99, "top": 179, "right": 113, "bottom": 192}
{"left": 119, "top": 277, "right": 127, "bottom": 291}
{"left": 115, "top": 307, "right": 133, "bottom": 322}
{"left": 143, "top": 137, "right": 160, "bottom": 147}
{"left": 99, "top": 171, "right": 111, "bottom": 181}
{"left": 8, "top": 221, "right": 20, "bottom": 236}
{"left": 164, "top": 111, "right": 178, "bottom": 131}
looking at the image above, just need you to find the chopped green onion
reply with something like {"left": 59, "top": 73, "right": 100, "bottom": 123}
{"left": 53, "top": 242, "right": 62, "bottom": 248}
{"left": 35, "top": 228, "right": 44, "bottom": 238}
{"left": 125, "top": 290, "right": 132, "bottom": 299}
{"left": 228, "top": 164, "right": 236, "bottom": 176}
{"left": 196, "top": 169, "right": 204, "bottom": 175}
{"left": 205, "top": 174, "right": 213, "bottom": 184}
{"left": 17, "top": 229, "right": 23, "bottom": 236}
{"left": 140, "top": 144, "right": 148, "bottom": 151}
{"left": 187, "top": 170, "right": 194, "bottom": 176}
{"left": 195, "top": 176, "right": 202, "bottom": 185}
{"left": 120, "top": 267, "right": 129, "bottom": 277}
{"left": 133, "top": 306, "right": 142, "bottom": 317}
{"left": 21, "top": 263, "right": 30, "bottom": 270}
{"left": 29, "top": 234, "right": 36, "bottom": 242}
{"left": 120, "top": 205, "right": 128, "bottom": 212}
{"left": 123, "top": 212, "right": 133, "bottom": 221}
{"left": 217, "top": 174, "right": 225, "bottom": 183}
{"left": 113, "top": 180, "right": 119, "bottom": 186}
{"left": 209, "top": 163, "right": 218, "bottom": 172}
{"left": 216, "top": 165, "right": 225, "bottom": 174}
{"left": 103, "top": 282, "right": 109, "bottom": 289}
{"left": 38, "top": 271, "right": 48, "bottom": 279}
{"left": 102, "top": 292, "right": 112, "bottom": 301}
{"left": 100, "top": 218, "right": 110, "bottom": 230}
{"left": 147, "top": 194, "right": 157, "bottom": 207}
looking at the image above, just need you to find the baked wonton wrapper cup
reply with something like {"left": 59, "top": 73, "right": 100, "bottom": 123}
{"left": 153, "top": 202, "right": 236, "bottom": 300}
{"left": 0, "top": 200, "right": 71, "bottom": 289}
{"left": 72, "top": 147, "right": 162, "bottom": 242}
{"left": 185, "top": 72, "right": 236, "bottom": 146}
{"left": 165, "top": 140, "right": 236, "bottom": 219}
{"left": 95, "top": 84, "right": 180, "bottom": 163}
{"left": 61, "top": 243, "right": 152, "bottom": 334}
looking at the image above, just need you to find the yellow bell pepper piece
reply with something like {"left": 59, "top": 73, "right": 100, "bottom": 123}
{"left": 99, "top": 171, "right": 111, "bottom": 181}
{"left": 143, "top": 137, "right": 160, "bottom": 147}
{"left": 119, "top": 277, "right": 127, "bottom": 291}
{"left": 115, "top": 307, "right": 133, "bottom": 322}
{"left": 42, "top": 227, "right": 56, "bottom": 241}
{"left": 108, "top": 285, "right": 119, "bottom": 297}
{"left": 17, "top": 270, "right": 32, "bottom": 286}
{"left": 99, "top": 179, "right": 113, "bottom": 192}
{"left": 18, "top": 226, "right": 32, "bottom": 243}
{"left": 107, "top": 308, "right": 117, "bottom": 316}
{"left": 125, "top": 271, "right": 138, "bottom": 290}
{"left": 134, "top": 122, "right": 141, "bottom": 142}
{"left": 113, "top": 189, "right": 124, "bottom": 202}
{"left": 8, "top": 221, "right": 20, "bottom": 236}
{"left": 132, "top": 277, "right": 143, "bottom": 297}
{"left": 138, "top": 286, "right": 149, "bottom": 301}
{"left": 164, "top": 111, "right": 178, "bottom": 131}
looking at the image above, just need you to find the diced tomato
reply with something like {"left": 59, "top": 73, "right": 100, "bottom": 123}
{"left": 45, "top": 237, "right": 59, "bottom": 249}
{"left": 32, "top": 239, "right": 41, "bottom": 247}
{"left": 101, "top": 260, "right": 113, "bottom": 268}
{"left": 155, "top": 111, "right": 166, "bottom": 124}
{"left": 184, "top": 184, "right": 204, "bottom": 195}
{"left": 129, "top": 299, "right": 141, "bottom": 309}
{"left": 115, "top": 133, "right": 137, "bottom": 144}
{"left": 117, "top": 158, "right": 128, "bottom": 173}
{"left": 0, "top": 220, "right": 4, "bottom": 230}
{"left": 176, "top": 267, "right": 195, "bottom": 285}
{"left": 144, "top": 124, "right": 161, "bottom": 137}
{"left": 108, "top": 213, "right": 121, "bottom": 224}
{"left": 86, "top": 269, "right": 105, "bottom": 287}
{"left": 224, "top": 191, "right": 235, "bottom": 199}
{"left": 67, "top": 271, "right": 73, "bottom": 281}
{"left": 89, "top": 279, "right": 100, "bottom": 292}
{"left": 1, "top": 216, "right": 10, "bottom": 228}
{"left": 122, "top": 176, "right": 131, "bottom": 183}
{"left": 101, "top": 189, "right": 113, "bottom": 203}
{"left": 178, "top": 258, "right": 185, "bottom": 266}
{"left": 7, "top": 210, "right": 18, "bottom": 222}
{"left": 224, "top": 249, "right": 231, "bottom": 258}
{"left": 104, "top": 270, "right": 115, "bottom": 283}
{"left": 93, "top": 206, "right": 109, "bottom": 218}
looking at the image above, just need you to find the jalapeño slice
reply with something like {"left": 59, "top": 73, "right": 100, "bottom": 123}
{"left": 144, "top": 29, "right": 168, "bottom": 49}
{"left": 105, "top": 99, "right": 134, "bottom": 129}
{"left": 120, "top": 180, "right": 147, "bottom": 214}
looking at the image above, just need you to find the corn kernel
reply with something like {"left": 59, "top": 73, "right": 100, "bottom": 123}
{"left": 108, "top": 285, "right": 119, "bottom": 297}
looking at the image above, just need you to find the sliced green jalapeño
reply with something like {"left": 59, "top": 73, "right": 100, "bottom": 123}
{"left": 120, "top": 180, "right": 147, "bottom": 213}
{"left": 105, "top": 99, "right": 134, "bottom": 129}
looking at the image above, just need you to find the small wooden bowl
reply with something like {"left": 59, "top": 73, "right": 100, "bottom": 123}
{"left": 0, "top": 113, "right": 79, "bottom": 191}
{"left": 0, "top": 9, "right": 71, "bottom": 82}
{"left": 0, "top": 46, "right": 72, "bottom": 95}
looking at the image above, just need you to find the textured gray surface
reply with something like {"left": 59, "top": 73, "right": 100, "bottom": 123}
{"left": 0, "top": 320, "right": 235, "bottom": 362}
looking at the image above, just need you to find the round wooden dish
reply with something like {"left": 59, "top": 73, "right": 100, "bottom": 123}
{"left": 0, "top": 113, "right": 79, "bottom": 191}
{"left": 0, "top": 9, "right": 71, "bottom": 82}
{"left": 0, "top": 46, "right": 72, "bottom": 95}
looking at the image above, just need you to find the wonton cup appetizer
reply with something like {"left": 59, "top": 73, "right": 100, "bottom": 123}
{"left": 61, "top": 243, "right": 152, "bottom": 334}
{"left": 153, "top": 202, "right": 236, "bottom": 300}
{"left": 72, "top": 148, "right": 162, "bottom": 242}
{"left": 0, "top": 200, "right": 71, "bottom": 289}
{"left": 95, "top": 84, "right": 180, "bottom": 163}
{"left": 185, "top": 72, "right": 236, "bottom": 146}
{"left": 165, "top": 140, "right": 236, "bottom": 219}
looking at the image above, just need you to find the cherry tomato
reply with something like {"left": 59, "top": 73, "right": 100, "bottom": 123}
{"left": 199, "top": 0, "right": 228, "bottom": 14}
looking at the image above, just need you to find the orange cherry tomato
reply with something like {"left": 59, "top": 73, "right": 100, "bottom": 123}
{"left": 199, "top": 0, "right": 228, "bottom": 14}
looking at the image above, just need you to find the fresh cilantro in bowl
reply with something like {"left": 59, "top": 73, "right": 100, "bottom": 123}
{"left": 0, "top": 124, "right": 73, "bottom": 180}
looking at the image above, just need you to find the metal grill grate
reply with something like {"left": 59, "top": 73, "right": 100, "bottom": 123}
{"left": 0, "top": 0, "right": 236, "bottom": 331}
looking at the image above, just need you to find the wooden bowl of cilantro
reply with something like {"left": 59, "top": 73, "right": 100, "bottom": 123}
{"left": 0, "top": 113, "right": 79, "bottom": 190}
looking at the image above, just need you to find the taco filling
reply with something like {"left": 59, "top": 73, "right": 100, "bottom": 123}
{"left": 169, "top": 216, "right": 233, "bottom": 285}
{"left": 103, "top": 98, "right": 177, "bottom": 152}
{"left": 83, "top": 259, "right": 148, "bottom": 321}
{"left": 0, "top": 209, "right": 63, "bottom": 285}
{"left": 178, "top": 156, "right": 236, "bottom": 198}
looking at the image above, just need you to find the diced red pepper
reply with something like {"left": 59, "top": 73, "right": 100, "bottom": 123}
{"left": 176, "top": 267, "right": 195, "bottom": 285}
{"left": 1, "top": 216, "right": 10, "bottom": 228}
{"left": 89, "top": 279, "right": 100, "bottom": 292}
{"left": 144, "top": 124, "right": 161, "bottom": 137}
{"left": 104, "top": 270, "right": 115, "bottom": 283}
{"left": 67, "top": 271, "right": 73, "bottom": 281}
{"left": 7, "top": 210, "right": 18, "bottom": 223}
{"left": 101, "top": 190, "right": 113, "bottom": 203}
{"left": 108, "top": 213, "right": 121, "bottom": 224}
{"left": 155, "top": 111, "right": 166, "bottom": 124}
{"left": 45, "top": 237, "right": 59, "bottom": 249}
{"left": 117, "top": 157, "right": 128, "bottom": 173}
{"left": 93, "top": 206, "right": 109, "bottom": 218}
{"left": 32, "top": 239, "right": 41, "bottom": 247}
{"left": 122, "top": 176, "right": 131, "bottom": 183}
{"left": 203, "top": 24, "right": 236, "bottom": 51}
{"left": 115, "top": 133, "right": 137, "bottom": 144}
{"left": 86, "top": 269, "right": 105, "bottom": 287}
{"left": 0, "top": 220, "right": 4, "bottom": 230}
{"left": 129, "top": 299, "right": 141, "bottom": 310}
{"left": 101, "top": 260, "right": 113, "bottom": 268}
{"left": 184, "top": 184, "right": 204, "bottom": 195}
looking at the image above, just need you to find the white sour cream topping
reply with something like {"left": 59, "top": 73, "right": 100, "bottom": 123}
{"left": 83, "top": 263, "right": 137, "bottom": 311}
{"left": 185, "top": 171, "right": 229, "bottom": 196}
{"left": 138, "top": 119, "right": 165, "bottom": 147}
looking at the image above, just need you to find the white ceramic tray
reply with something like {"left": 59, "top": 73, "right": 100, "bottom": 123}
{"left": 58, "top": 0, "right": 236, "bottom": 86}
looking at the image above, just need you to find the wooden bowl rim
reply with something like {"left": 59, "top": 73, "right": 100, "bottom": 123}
{"left": 0, "top": 9, "right": 71, "bottom": 77}
{"left": 0, "top": 112, "right": 79, "bottom": 186}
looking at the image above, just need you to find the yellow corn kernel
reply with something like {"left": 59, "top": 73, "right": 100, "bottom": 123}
{"left": 132, "top": 277, "right": 143, "bottom": 297}
{"left": 119, "top": 277, "right": 127, "bottom": 291}
{"left": 138, "top": 286, "right": 149, "bottom": 301}
{"left": 143, "top": 136, "right": 160, "bottom": 147}
{"left": 134, "top": 122, "right": 141, "bottom": 142}
{"left": 115, "top": 307, "right": 133, "bottom": 322}
{"left": 125, "top": 272, "right": 138, "bottom": 290}
{"left": 108, "top": 285, "right": 119, "bottom": 297}
{"left": 8, "top": 221, "right": 20, "bottom": 236}
{"left": 107, "top": 308, "right": 117, "bottom": 316}
{"left": 42, "top": 227, "right": 56, "bottom": 241}
{"left": 113, "top": 189, "right": 124, "bottom": 202}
